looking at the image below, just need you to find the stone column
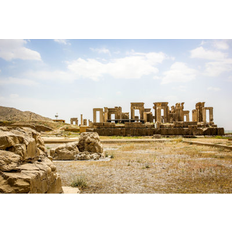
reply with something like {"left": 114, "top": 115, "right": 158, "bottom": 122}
{"left": 209, "top": 107, "right": 214, "bottom": 123}
{"left": 81, "top": 114, "right": 83, "bottom": 125}
{"left": 163, "top": 106, "right": 169, "bottom": 123}
{"left": 93, "top": 109, "right": 96, "bottom": 123}
{"left": 143, "top": 112, "right": 147, "bottom": 122}
{"left": 192, "top": 110, "right": 195, "bottom": 122}
{"left": 197, "top": 108, "right": 200, "bottom": 122}
{"left": 202, "top": 108, "right": 206, "bottom": 123}
{"left": 186, "top": 114, "right": 189, "bottom": 122}
{"left": 100, "top": 109, "right": 103, "bottom": 123}
{"left": 156, "top": 106, "right": 161, "bottom": 123}
{"left": 83, "top": 119, "right": 87, "bottom": 125}
{"left": 104, "top": 107, "right": 108, "bottom": 122}
{"left": 131, "top": 107, "right": 134, "bottom": 119}
{"left": 140, "top": 109, "right": 143, "bottom": 120}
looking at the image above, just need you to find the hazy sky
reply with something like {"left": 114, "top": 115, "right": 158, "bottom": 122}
{"left": 0, "top": 39, "right": 231, "bottom": 129}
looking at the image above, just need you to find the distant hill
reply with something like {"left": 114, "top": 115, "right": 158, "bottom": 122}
{"left": 0, "top": 106, "right": 53, "bottom": 122}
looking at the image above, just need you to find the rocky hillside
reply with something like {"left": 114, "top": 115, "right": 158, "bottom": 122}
{"left": 0, "top": 106, "right": 53, "bottom": 122}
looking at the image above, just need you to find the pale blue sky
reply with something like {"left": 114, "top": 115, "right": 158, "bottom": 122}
{"left": 0, "top": 39, "right": 231, "bottom": 129}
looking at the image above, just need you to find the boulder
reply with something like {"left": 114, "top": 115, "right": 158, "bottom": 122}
{"left": 76, "top": 132, "right": 104, "bottom": 160}
{"left": 49, "top": 132, "right": 104, "bottom": 161}
{"left": 50, "top": 142, "right": 79, "bottom": 160}
{"left": 0, "top": 127, "right": 63, "bottom": 193}
{"left": 78, "top": 132, "right": 103, "bottom": 153}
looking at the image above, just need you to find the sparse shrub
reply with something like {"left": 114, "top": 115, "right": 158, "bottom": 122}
{"left": 110, "top": 154, "right": 114, "bottom": 158}
{"left": 145, "top": 164, "right": 150, "bottom": 169}
{"left": 174, "top": 138, "right": 183, "bottom": 143}
{"left": 71, "top": 175, "right": 88, "bottom": 189}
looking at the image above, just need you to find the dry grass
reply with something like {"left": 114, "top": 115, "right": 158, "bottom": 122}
{"left": 54, "top": 140, "right": 232, "bottom": 193}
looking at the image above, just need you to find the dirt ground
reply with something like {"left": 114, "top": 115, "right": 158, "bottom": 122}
{"left": 50, "top": 139, "right": 232, "bottom": 193}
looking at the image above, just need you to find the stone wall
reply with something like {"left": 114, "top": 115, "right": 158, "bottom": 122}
{"left": 158, "top": 127, "right": 224, "bottom": 136}
{"left": 88, "top": 122, "right": 155, "bottom": 136}
{"left": 88, "top": 122, "right": 224, "bottom": 136}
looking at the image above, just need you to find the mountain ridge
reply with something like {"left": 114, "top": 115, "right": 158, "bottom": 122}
{"left": 0, "top": 106, "right": 53, "bottom": 122}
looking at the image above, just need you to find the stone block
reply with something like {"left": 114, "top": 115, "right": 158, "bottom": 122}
{"left": 50, "top": 142, "right": 79, "bottom": 160}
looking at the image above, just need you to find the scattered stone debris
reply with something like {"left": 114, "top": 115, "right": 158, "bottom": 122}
{"left": 50, "top": 132, "right": 104, "bottom": 161}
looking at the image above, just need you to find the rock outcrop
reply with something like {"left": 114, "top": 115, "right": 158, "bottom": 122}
{"left": 50, "top": 132, "right": 104, "bottom": 161}
{"left": 0, "top": 127, "right": 63, "bottom": 193}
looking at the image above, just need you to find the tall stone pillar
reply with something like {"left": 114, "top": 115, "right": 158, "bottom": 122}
{"left": 186, "top": 114, "right": 189, "bottom": 122}
{"left": 156, "top": 106, "right": 161, "bottom": 123}
{"left": 100, "top": 109, "right": 103, "bottom": 123}
{"left": 140, "top": 109, "right": 143, "bottom": 120}
{"left": 131, "top": 107, "right": 134, "bottom": 119}
{"left": 209, "top": 107, "right": 214, "bottom": 123}
{"left": 202, "top": 108, "right": 206, "bottom": 123}
{"left": 104, "top": 107, "right": 108, "bottom": 122}
{"left": 93, "top": 109, "right": 96, "bottom": 123}
{"left": 81, "top": 114, "right": 83, "bottom": 125}
{"left": 197, "top": 108, "right": 200, "bottom": 122}
{"left": 192, "top": 110, "right": 196, "bottom": 122}
{"left": 163, "top": 106, "right": 169, "bottom": 123}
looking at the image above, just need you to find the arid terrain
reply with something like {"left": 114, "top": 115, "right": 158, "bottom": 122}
{"left": 0, "top": 106, "right": 53, "bottom": 122}
{"left": 49, "top": 138, "right": 232, "bottom": 193}
{"left": 1, "top": 105, "right": 231, "bottom": 193}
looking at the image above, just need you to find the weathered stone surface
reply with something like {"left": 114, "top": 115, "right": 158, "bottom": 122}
{"left": 0, "top": 150, "right": 21, "bottom": 171}
{"left": 0, "top": 127, "right": 46, "bottom": 162}
{"left": 50, "top": 142, "right": 79, "bottom": 160}
{"left": 0, "top": 157, "right": 63, "bottom": 193}
{"left": 78, "top": 132, "right": 103, "bottom": 153}
{"left": 0, "top": 127, "right": 63, "bottom": 193}
{"left": 75, "top": 132, "right": 104, "bottom": 160}
{"left": 49, "top": 133, "right": 104, "bottom": 161}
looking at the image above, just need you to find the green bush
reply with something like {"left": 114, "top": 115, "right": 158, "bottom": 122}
{"left": 71, "top": 175, "right": 88, "bottom": 189}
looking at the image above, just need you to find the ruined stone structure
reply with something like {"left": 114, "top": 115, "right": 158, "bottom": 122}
{"left": 89, "top": 102, "right": 224, "bottom": 136}
{"left": 131, "top": 102, "right": 144, "bottom": 121}
{"left": 192, "top": 102, "right": 214, "bottom": 124}
{"left": 153, "top": 102, "right": 169, "bottom": 123}
{"left": 50, "top": 132, "right": 104, "bottom": 160}
{"left": 70, "top": 117, "right": 78, "bottom": 125}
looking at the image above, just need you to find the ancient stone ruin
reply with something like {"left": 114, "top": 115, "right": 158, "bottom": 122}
{"left": 0, "top": 127, "right": 63, "bottom": 193}
{"left": 87, "top": 102, "right": 224, "bottom": 136}
{"left": 50, "top": 132, "right": 104, "bottom": 160}
{"left": 70, "top": 117, "right": 78, "bottom": 125}
{"left": 50, "top": 142, "right": 79, "bottom": 160}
